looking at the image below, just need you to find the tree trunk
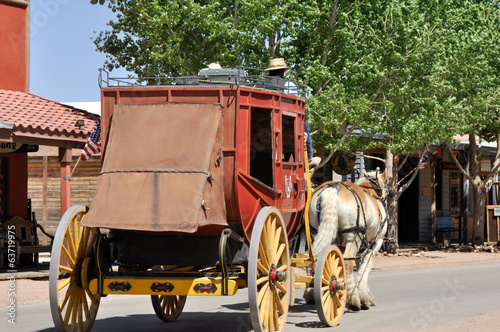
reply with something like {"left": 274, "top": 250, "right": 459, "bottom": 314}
{"left": 385, "top": 150, "right": 399, "bottom": 253}
{"left": 472, "top": 183, "right": 487, "bottom": 245}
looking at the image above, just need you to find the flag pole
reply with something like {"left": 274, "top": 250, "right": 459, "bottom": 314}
{"left": 69, "top": 155, "right": 82, "bottom": 180}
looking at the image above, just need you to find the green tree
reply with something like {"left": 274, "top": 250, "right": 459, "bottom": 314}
{"left": 90, "top": 0, "right": 308, "bottom": 76}
{"left": 435, "top": 2, "right": 500, "bottom": 244}
{"left": 91, "top": 0, "right": 500, "bottom": 244}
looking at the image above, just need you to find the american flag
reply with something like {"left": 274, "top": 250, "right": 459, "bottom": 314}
{"left": 81, "top": 119, "right": 101, "bottom": 161}
{"left": 419, "top": 150, "right": 434, "bottom": 169}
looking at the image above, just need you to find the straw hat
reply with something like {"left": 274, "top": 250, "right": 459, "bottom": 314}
{"left": 265, "top": 58, "right": 291, "bottom": 71}
{"left": 208, "top": 63, "right": 222, "bottom": 70}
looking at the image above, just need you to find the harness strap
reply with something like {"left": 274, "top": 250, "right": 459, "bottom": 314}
{"left": 337, "top": 183, "right": 368, "bottom": 248}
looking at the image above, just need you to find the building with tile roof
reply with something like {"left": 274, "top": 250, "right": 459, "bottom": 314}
{"left": 0, "top": 89, "right": 99, "bottom": 146}
{"left": 0, "top": 0, "right": 100, "bottom": 248}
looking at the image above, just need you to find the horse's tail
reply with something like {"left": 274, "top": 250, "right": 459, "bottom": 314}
{"left": 311, "top": 186, "right": 339, "bottom": 258}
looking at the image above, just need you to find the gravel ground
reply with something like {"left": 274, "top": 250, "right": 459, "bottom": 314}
{"left": 1, "top": 248, "right": 499, "bottom": 330}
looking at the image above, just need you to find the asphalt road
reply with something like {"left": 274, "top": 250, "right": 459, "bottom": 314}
{"left": 4, "top": 262, "right": 500, "bottom": 332}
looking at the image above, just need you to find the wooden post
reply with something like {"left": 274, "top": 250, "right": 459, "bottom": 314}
{"left": 42, "top": 155, "right": 48, "bottom": 246}
{"left": 59, "top": 146, "right": 72, "bottom": 217}
{"left": 430, "top": 155, "right": 436, "bottom": 244}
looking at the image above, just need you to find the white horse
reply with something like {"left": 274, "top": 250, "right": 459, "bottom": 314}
{"left": 306, "top": 170, "right": 391, "bottom": 311}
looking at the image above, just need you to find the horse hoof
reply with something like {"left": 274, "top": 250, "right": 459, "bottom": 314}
{"left": 303, "top": 288, "right": 315, "bottom": 304}
{"left": 347, "top": 303, "right": 361, "bottom": 311}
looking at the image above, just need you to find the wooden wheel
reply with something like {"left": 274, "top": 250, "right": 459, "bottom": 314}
{"left": 151, "top": 294, "right": 187, "bottom": 322}
{"left": 248, "top": 207, "right": 291, "bottom": 332}
{"left": 49, "top": 206, "right": 101, "bottom": 332}
{"left": 314, "top": 245, "right": 347, "bottom": 327}
{"left": 151, "top": 265, "right": 187, "bottom": 322}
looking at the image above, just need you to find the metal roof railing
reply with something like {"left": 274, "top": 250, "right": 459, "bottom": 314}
{"left": 98, "top": 67, "right": 306, "bottom": 97}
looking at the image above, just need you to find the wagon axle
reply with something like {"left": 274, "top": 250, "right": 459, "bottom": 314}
{"left": 269, "top": 264, "right": 287, "bottom": 286}
{"left": 329, "top": 275, "right": 346, "bottom": 298}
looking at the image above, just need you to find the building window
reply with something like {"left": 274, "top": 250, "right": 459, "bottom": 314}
{"left": 450, "top": 172, "right": 461, "bottom": 216}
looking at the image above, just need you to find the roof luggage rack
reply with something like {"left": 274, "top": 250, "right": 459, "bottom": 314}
{"left": 98, "top": 66, "right": 306, "bottom": 97}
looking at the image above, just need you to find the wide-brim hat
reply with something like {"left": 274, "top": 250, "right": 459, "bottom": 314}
{"left": 265, "top": 58, "right": 291, "bottom": 71}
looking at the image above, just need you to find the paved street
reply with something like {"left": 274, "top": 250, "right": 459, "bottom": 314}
{"left": 3, "top": 262, "right": 500, "bottom": 332}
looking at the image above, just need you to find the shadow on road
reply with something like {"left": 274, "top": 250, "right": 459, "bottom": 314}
{"left": 37, "top": 311, "right": 255, "bottom": 332}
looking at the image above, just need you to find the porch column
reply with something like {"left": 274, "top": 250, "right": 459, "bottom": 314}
{"left": 59, "top": 146, "right": 72, "bottom": 216}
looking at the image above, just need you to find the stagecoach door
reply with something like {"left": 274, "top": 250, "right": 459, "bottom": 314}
{"left": 248, "top": 108, "right": 305, "bottom": 225}
{"left": 279, "top": 112, "right": 301, "bottom": 211}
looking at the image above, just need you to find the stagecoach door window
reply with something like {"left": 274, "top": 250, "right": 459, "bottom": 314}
{"left": 282, "top": 115, "right": 296, "bottom": 163}
{"left": 250, "top": 108, "right": 274, "bottom": 187}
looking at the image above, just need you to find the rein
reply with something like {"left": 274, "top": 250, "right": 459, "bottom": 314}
{"left": 359, "top": 176, "right": 386, "bottom": 200}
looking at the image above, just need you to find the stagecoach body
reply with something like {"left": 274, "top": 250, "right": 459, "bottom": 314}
{"left": 49, "top": 71, "right": 347, "bottom": 332}
{"left": 85, "top": 83, "right": 307, "bottom": 263}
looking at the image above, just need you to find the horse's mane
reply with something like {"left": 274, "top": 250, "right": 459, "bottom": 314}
{"left": 355, "top": 171, "right": 377, "bottom": 185}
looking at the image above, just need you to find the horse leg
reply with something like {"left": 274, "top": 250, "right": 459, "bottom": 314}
{"left": 343, "top": 241, "right": 362, "bottom": 311}
{"left": 357, "top": 237, "right": 384, "bottom": 309}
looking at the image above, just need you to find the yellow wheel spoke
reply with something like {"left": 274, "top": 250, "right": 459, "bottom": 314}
{"left": 272, "top": 287, "right": 285, "bottom": 316}
{"left": 322, "top": 275, "right": 329, "bottom": 285}
{"left": 78, "top": 291, "right": 83, "bottom": 331}
{"left": 58, "top": 277, "right": 72, "bottom": 291}
{"left": 258, "top": 260, "right": 268, "bottom": 275}
{"left": 272, "top": 226, "right": 282, "bottom": 256}
{"left": 322, "top": 289, "right": 330, "bottom": 303}
{"left": 325, "top": 256, "right": 334, "bottom": 276}
{"left": 275, "top": 243, "right": 285, "bottom": 265}
{"left": 160, "top": 296, "right": 167, "bottom": 313}
{"left": 72, "top": 217, "right": 79, "bottom": 250}
{"left": 60, "top": 281, "right": 76, "bottom": 311}
{"left": 70, "top": 291, "right": 78, "bottom": 332}
{"left": 333, "top": 297, "right": 339, "bottom": 317}
{"left": 276, "top": 264, "right": 288, "bottom": 272}
{"left": 61, "top": 245, "right": 76, "bottom": 268}
{"left": 258, "top": 283, "right": 269, "bottom": 307}
{"left": 272, "top": 299, "right": 279, "bottom": 331}
{"left": 63, "top": 289, "right": 76, "bottom": 325}
{"left": 264, "top": 218, "right": 273, "bottom": 261}
{"left": 65, "top": 227, "right": 77, "bottom": 260}
{"left": 323, "top": 294, "right": 332, "bottom": 316}
{"left": 82, "top": 291, "right": 90, "bottom": 320}
{"left": 260, "top": 287, "right": 270, "bottom": 327}
{"left": 336, "top": 265, "right": 343, "bottom": 276}
{"left": 85, "top": 231, "right": 98, "bottom": 258}
{"left": 257, "top": 276, "right": 268, "bottom": 286}
{"left": 259, "top": 241, "right": 270, "bottom": 270}
{"left": 59, "top": 265, "right": 74, "bottom": 274}
{"left": 78, "top": 227, "right": 90, "bottom": 258}
{"left": 275, "top": 280, "right": 287, "bottom": 295}
{"left": 334, "top": 295, "right": 342, "bottom": 307}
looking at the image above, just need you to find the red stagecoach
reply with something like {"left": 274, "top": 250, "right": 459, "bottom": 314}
{"left": 49, "top": 68, "right": 347, "bottom": 331}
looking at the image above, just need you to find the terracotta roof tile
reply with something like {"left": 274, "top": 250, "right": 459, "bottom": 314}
{"left": 0, "top": 89, "right": 99, "bottom": 140}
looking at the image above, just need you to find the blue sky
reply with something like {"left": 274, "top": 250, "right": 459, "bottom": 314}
{"left": 30, "top": 1, "right": 129, "bottom": 103}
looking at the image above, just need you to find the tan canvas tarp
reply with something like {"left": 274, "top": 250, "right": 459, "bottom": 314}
{"left": 82, "top": 103, "right": 227, "bottom": 232}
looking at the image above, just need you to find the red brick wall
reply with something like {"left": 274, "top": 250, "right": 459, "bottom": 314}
{"left": 0, "top": 3, "right": 27, "bottom": 92}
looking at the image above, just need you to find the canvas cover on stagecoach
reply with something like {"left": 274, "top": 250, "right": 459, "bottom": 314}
{"left": 82, "top": 103, "right": 227, "bottom": 233}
